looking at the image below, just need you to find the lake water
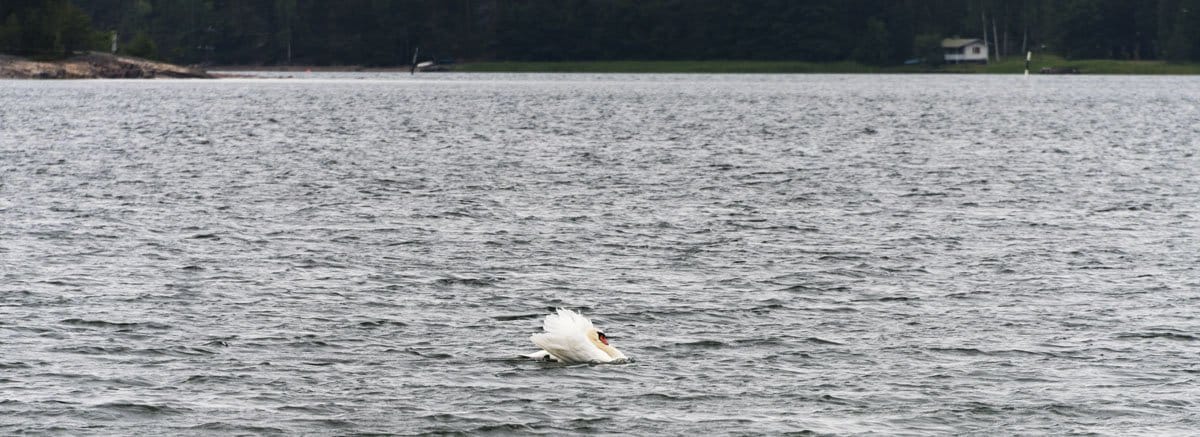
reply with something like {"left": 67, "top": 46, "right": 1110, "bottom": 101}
{"left": 1, "top": 73, "right": 1197, "bottom": 435}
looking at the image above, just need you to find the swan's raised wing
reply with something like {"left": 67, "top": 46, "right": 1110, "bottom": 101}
{"left": 541, "top": 308, "right": 593, "bottom": 334}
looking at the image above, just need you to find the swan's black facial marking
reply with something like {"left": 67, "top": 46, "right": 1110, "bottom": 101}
{"left": 597, "top": 331, "right": 609, "bottom": 345}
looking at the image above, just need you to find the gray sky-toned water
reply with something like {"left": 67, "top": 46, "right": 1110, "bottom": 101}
{"left": 1, "top": 74, "right": 1197, "bottom": 435}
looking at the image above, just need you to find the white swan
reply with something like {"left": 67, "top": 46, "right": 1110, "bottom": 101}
{"left": 525, "top": 308, "right": 628, "bottom": 364}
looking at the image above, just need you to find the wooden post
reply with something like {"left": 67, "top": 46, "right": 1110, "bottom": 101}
{"left": 410, "top": 47, "right": 419, "bottom": 75}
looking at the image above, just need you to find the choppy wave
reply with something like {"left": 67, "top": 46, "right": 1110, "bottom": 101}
{"left": 1, "top": 73, "right": 1197, "bottom": 435}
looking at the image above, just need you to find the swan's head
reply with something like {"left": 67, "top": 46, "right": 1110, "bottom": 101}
{"left": 586, "top": 328, "right": 626, "bottom": 360}
{"left": 586, "top": 328, "right": 609, "bottom": 347}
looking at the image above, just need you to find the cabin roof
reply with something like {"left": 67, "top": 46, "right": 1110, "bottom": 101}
{"left": 941, "top": 38, "right": 985, "bottom": 48}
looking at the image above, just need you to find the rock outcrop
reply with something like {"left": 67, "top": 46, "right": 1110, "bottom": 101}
{"left": 0, "top": 53, "right": 211, "bottom": 79}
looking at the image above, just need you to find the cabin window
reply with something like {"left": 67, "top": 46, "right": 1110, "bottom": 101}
{"left": 972, "top": 47, "right": 981, "bottom": 54}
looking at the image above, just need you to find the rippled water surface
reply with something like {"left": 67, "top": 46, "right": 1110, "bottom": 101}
{"left": 2, "top": 73, "right": 1198, "bottom": 435}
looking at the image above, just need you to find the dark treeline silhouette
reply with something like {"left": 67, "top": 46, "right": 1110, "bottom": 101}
{"left": 4, "top": 0, "right": 1200, "bottom": 65}
{"left": 0, "top": 0, "right": 99, "bottom": 57}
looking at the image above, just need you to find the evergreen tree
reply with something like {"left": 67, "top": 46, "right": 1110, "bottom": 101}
{"left": 913, "top": 33, "right": 945, "bottom": 65}
{"left": 125, "top": 30, "right": 157, "bottom": 58}
{"left": 852, "top": 17, "right": 892, "bottom": 65}
{"left": 1164, "top": 0, "right": 1200, "bottom": 62}
{"left": 0, "top": 13, "right": 22, "bottom": 53}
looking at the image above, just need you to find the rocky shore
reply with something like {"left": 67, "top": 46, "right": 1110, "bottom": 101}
{"left": 0, "top": 53, "right": 211, "bottom": 79}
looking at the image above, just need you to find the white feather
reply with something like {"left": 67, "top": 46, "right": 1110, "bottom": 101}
{"left": 522, "top": 350, "right": 554, "bottom": 361}
{"left": 527, "top": 308, "right": 627, "bottom": 364}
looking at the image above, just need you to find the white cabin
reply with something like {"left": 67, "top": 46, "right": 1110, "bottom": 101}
{"left": 942, "top": 38, "right": 988, "bottom": 64}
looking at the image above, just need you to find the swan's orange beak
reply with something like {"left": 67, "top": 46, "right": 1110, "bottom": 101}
{"left": 597, "top": 332, "right": 609, "bottom": 345}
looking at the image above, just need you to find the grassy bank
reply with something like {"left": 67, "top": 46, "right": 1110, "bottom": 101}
{"left": 455, "top": 56, "right": 1200, "bottom": 74}
{"left": 941, "top": 55, "right": 1200, "bottom": 74}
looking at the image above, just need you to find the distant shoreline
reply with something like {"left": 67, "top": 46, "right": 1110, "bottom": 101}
{"left": 452, "top": 58, "right": 1200, "bottom": 75}
{"left": 210, "top": 58, "right": 1200, "bottom": 76}
{"left": 110, "top": 56, "right": 1200, "bottom": 76}
{"left": 209, "top": 65, "right": 411, "bottom": 73}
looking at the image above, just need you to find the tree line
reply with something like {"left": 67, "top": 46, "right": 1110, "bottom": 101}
{"left": 4, "top": 0, "right": 1200, "bottom": 65}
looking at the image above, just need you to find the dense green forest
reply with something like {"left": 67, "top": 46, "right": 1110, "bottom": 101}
{"left": 4, "top": 0, "right": 1200, "bottom": 65}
